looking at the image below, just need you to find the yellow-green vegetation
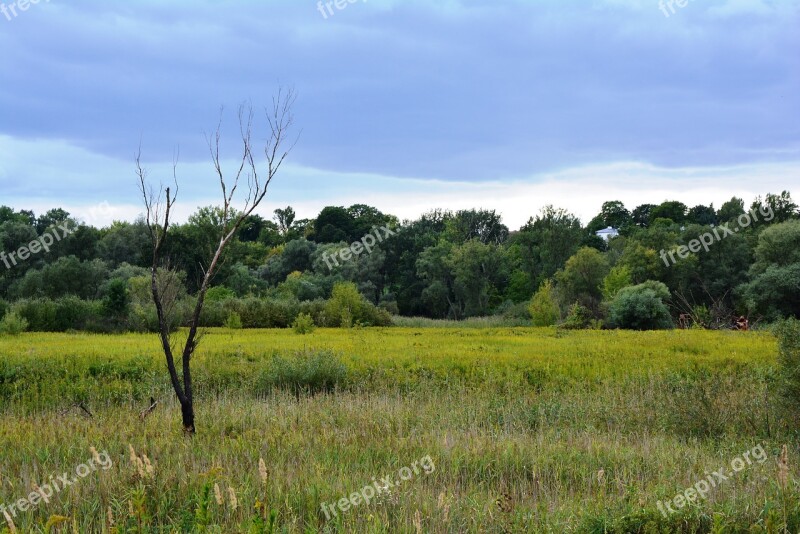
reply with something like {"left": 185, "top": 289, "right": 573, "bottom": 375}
{"left": 0, "top": 328, "right": 797, "bottom": 532}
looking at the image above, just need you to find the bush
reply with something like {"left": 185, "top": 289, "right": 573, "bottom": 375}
{"left": 127, "top": 299, "right": 189, "bottom": 334}
{"left": 224, "top": 312, "right": 243, "bottom": 329}
{"left": 14, "top": 297, "right": 107, "bottom": 332}
{"left": 228, "top": 298, "right": 299, "bottom": 328}
{"left": 0, "top": 311, "right": 28, "bottom": 335}
{"left": 496, "top": 300, "right": 531, "bottom": 321}
{"left": 292, "top": 313, "right": 316, "bottom": 335}
{"left": 776, "top": 318, "right": 800, "bottom": 423}
{"left": 259, "top": 349, "right": 348, "bottom": 397}
{"left": 324, "top": 282, "right": 363, "bottom": 327}
{"left": 559, "top": 302, "right": 595, "bottom": 330}
{"left": 297, "top": 299, "right": 327, "bottom": 326}
{"left": 609, "top": 281, "right": 673, "bottom": 330}
{"left": 198, "top": 299, "right": 228, "bottom": 327}
{"left": 378, "top": 299, "right": 400, "bottom": 316}
{"left": 205, "top": 286, "right": 235, "bottom": 303}
{"left": 323, "top": 282, "right": 392, "bottom": 327}
{"left": 529, "top": 280, "right": 560, "bottom": 327}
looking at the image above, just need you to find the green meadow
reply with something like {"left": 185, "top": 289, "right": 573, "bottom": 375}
{"left": 0, "top": 328, "right": 796, "bottom": 533}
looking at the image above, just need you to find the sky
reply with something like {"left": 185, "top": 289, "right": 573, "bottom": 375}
{"left": 1, "top": 0, "right": 798, "bottom": 229}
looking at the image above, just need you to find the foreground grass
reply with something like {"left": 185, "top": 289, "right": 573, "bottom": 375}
{"left": 0, "top": 328, "right": 797, "bottom": 532}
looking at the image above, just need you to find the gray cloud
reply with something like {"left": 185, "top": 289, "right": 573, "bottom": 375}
{"left": 0, "top": 0, "right": 798, "bottom": 208}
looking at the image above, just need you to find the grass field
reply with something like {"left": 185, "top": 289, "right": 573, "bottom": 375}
{"left": 0, "top": 327, "right": 797, "bottom": 533}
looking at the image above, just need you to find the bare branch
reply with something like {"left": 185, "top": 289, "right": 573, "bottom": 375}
{"left": 138, "top": 88, "right": 297, "bottom": 434}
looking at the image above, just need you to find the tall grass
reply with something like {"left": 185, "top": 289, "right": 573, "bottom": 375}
{"left": 0, "top": 328, "right": 795, "bottom": 532}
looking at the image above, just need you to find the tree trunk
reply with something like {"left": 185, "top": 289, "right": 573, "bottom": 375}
{"left": 181, "top": 398, "right": 195, "bottom": 434}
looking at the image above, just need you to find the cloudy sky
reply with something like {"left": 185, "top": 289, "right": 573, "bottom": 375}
{"left": 1, "top": 0, "right": 798, "bottom": 229}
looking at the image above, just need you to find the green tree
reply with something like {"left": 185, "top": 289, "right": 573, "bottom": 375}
{"left": 751, "top": 191, "right": 798, "bottom": 224}
{"left": 631, "top": 203, "right": 656, "bottom": 228}
{"left": 602, "top": 265, "right": 632, "bottom": 301}
{"left": 556, "top": 247, "right": 610, "bottom": 312}
{"left": 447, "top": 240, "right": 508, "bottom": 317}
{"left": 313, "top": 206, "right": 355, "bottom": 243}
{"left": 10, "top": 256, "right": 109, "bottom": 300}
{"left": 416, "top": 242, "right": 456, "bottom": 318}
{"left": 617, "top": 242, "right": 662, "bottom": 284}
{"left": 750, "top": 220, "right": 800, "bottom": 273}
{"left": 383, "top": 210, "right": 450, "bottom": 316}
{"left": 687, "top": 205, "right": 717, "bottom": 226}
{"left": 103, "top": 278, "right": 130, "bottom": 317}
{"left": 515, "top": 206, "right": 584, "bottom": 288}
{"left": 98, "top": 220, "right": 151, "bottom": 267}
{"left": 273, "top": 206, "right": 296, "bottom": 237}
{"left": 737, "top": 220, "right": 800, "bottom": 319}
{"left": 717, "top": 197, "right": 745, "bottom": 223}
{"left": 587, "top": 200, "right": 632, "bottom": 233}
{"left": 443, "top": 209, "right": 509, "bottom": 245}
{"left": 738, "top": 264, "right": 800, "bottom": 320}
{"left": 650, "top": 201, "right": 688, "bottom": 224}
{"left": 528, "top": 280, "right": 560, "bottom": 326}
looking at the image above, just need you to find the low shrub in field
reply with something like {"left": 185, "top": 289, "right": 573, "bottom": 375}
{"left": 559, "top": 302, "right": 597, "bottom": 330}
{"left": 497, "top": 300, "right": 531, "bottom": 321}
{"left": 258, "top": 349, "right": 348, "bottom": 397}
{"left": 0, "top": 310, "right": 28, "bottom": 335}
{"left": 227, "top": 297, "right": 299, "bottom": 328}
{"left": 529, "top": 280, "right": 560, "bottom": 327}
{"left": 292, "top": 312, "right": 316, "bottom": 334}
{"left": 323, "top": 282, "right": 392, "bottom": 327}
{"left": 127, "top": 301, "right": 188, "bottom": 333}
{"left": 224, "top": 312, "right": 243, "bottom": 329}
{"left": 609, "top": 281, "right": 673, "bottom": 330}
{"left": 297, "top": 299, "right": 327, "bottom": 325}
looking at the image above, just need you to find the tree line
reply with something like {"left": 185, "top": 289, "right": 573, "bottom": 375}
{"left": 0, "top": 190, "right": 798, "bottom": 331}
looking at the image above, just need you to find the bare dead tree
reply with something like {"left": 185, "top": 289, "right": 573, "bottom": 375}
{"left": 136, "top": 89, "right": 297, "bottom": 434}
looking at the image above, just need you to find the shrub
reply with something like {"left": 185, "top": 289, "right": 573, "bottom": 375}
{"left": 609, "top": 280, "right": 673, "bottom": 330}
{"left": 260, "top": 349, "right": 348, "bottom": 396}
{"left": 324, "top": 282, "right": 363, "bottom": 328}
{"left": 297, "top": 299, "right": 327, "bottom": 326}
{"left": 323, "top": 282, "right": 391, "bottom": 327}
{"left": 0, "top": 311, "right": 28, "bottom": 335}
{"left": 13, "top": 297, "right": 106, "bottom": 332}
{"left": 497, "top": 300, "right": 531, "bottom": 321}
{"left": 378, "top": 299, "right": 400, "bottom": 316}
{"left": 560, "top": 302, "right": 595, "bottom": 330}
{"left": 205, "top": 286, "right": 236, "bottom": 303}
{"left": 529, "top": 280, "right": 560, "bottom": 327}
{"left": 224, "top": 312, "right": 243, "bottom": 329}
{"left": 127, "top": 299, "right": 189, "bottom": 333}
{"left": 228, "top": 298, "right": 299, "bottom": 328}
{"left": 292, "top": 313, "right": 316, "bottom": 335}
{"left": 198, "top": 299, "right": 228, "bottom": 327}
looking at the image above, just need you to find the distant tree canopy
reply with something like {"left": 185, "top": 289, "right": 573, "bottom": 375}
{"left": 0, "top": 190, "right": 798, "bottom": 326}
